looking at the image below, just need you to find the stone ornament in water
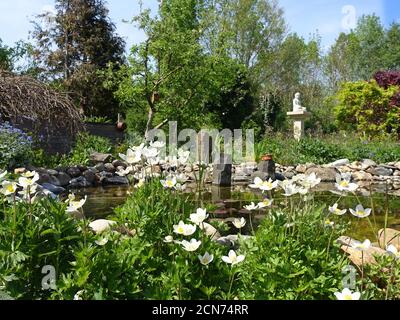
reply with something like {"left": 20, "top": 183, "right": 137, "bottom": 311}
{"left": 293, "top": 92, "right": 306, "bottom": 112}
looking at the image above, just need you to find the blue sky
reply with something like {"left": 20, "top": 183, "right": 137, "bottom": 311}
{"left": 0, "top": 0, "right": 399, "bottom": 52}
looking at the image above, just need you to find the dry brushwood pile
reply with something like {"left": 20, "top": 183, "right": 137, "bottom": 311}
{"left": 0, "top": 69, "right": 83, "bottom": 139}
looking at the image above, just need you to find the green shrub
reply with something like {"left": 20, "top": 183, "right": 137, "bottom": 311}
{"left": 335, "top": 80, "right": 400, "bottom": 138}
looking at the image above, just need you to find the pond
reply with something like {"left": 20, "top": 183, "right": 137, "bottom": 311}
{"left": 71, "top": 182, "right": 400, "bottom": 240}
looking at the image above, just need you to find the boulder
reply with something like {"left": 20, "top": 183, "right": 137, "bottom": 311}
{"left": 90, "top": 152, "right": 112, "bottom": 163}
{"left": 82, "top": 170, "right": 96, "bottom": 184}
{"left": 57, "top": 172, "right": 72, "bottom": 187}
{"left": 361, "top": 159, "right": 377, "bottom": 170}
{"left": 41, "top": 183, "right": 65, "bottom": 195}
{"left": 112, "top": 160, "right": 127, "bottom": 169}
{"left": 103, "top": 176, "right": 129, "bottom": 185}
{"left": 351, "top": 171, "right": 373, "bottom": 181}
{"left": 38, "top": 174, "right": 62, "bottom": 187}
{"left": 305, "top": 167, "right": 340, "bottom": 182}
{"left": 104, "top": 163, "right": 116, "bottom": 173}
{"left": 295, "top": 164, "right": 307, "bottom": 173}
{"left": 367, "top": 166, "right": 393, "bottom": 176}
{"left": 67, "top": 166, "right": 82, "bottom": 178}
{"left": 216, "top": 234, "right": 253, "bottom": 248}
{"left": 69, "top": 176, "right": 92, "bottom": 188}
{"left": 46, "top": 169, "right": 59, "bottom": 176}
{"left": 378, "top": 228, "right": 400, "bottom": 250}
{"left": 327, "top": 159, "right": 350, "bottom": 167}
{"left": 94, "top": 163, "right": 106, "bottom": 172}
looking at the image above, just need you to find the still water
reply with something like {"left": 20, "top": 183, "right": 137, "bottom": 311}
{"left": 72, "top": 183, "right": 400, "bottom": 240}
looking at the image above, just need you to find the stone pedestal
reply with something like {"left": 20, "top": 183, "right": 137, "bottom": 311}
{"left": 213, "top": 153, "right": 232, "bottom": 186}
{"left": 286, "top": 111, "right": 311, "bottom": 141}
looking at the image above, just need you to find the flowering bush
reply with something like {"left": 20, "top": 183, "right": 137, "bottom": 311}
{"left": 0, "top": 122, "right": 33, "bottom": 169}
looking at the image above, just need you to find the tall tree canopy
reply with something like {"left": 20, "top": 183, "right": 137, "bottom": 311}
{"left": 32, "top": 0, "right": 125, "bottom": 117}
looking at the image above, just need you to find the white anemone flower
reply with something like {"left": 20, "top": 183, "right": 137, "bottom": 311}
{"left": 350, "top": 204, "right": 372, "bottom": 218}
{"left": 281, "top": 183, "right": 298, "bottom": 197}
{"left": 351, "top": 239, "right": 371, "bottom": 251}
{"left": 335, "top": 175, "right": 359, "bottom": 192}
{"left": 232, "top": 217, "right": 246, "bottom": 229}
{"left": 303, "top": 172, "right": 321, "bottom": 188}
{"left": 198, "top": 252, "right": 214, "bottom": 265}
{"left": 21, "top": 171, "right": 36, "bottom": 178}
{"left": 258, "top": 198, "right": 273, "bottom": 209}
{"left": 181, "top": 239, "right": 202, "bottom": 252}
{"left": 1, "top": 181, "right": 18, "bottom": 196}
{"left": 324, "top": 219, "right": 335, "bottom": 228}
{"left": 260, "top": 178, "right": 279, "bottom": 191}
{"left": 189, "top": 208, "right": 208, "bottom": 225}
{"left": 66, "top": 196, "right": 87, "bottom": 213}
{"left": 334, "top": 288, "right": 361, "bottom": 300}
{"left": 18, "top": 172, "right": 40, "bottom": 188}
{"left": 243, "top": 202, "right": 258, "bottom": 211}
{"left": 173, "top": 221, "right": 197, "bottom": 236}
{"left": 222, "top": 250, "right": 245, "bottom": 265}
{"left": 73, "top": 290, "right": 85, "bottom": 300}
{"left": 119, "top": 148, "right": 142, "bottom": 164}
{"left": 249, "top": 177, "right": 264, "bottom": 189}
{"left": 160, "top": 176, "right": 177, "bottom": 189}
{"left": 164, "top": 235, "right": 174, "bottom": 243}
{"left": 386, "top": 245, "right": 400, "bottom": 259}
{"left": 329, "top": 203, "right": 347, "bottom": 216}
{"left": 142, "top": 147, "right": 159, "bottom": 159}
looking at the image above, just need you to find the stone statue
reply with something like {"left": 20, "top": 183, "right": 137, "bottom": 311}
{"left": 293, "top": 92, "right": 306, "bottom": 112}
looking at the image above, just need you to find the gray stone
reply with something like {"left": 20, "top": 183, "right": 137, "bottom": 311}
{"left": 212, "top": 154, "right": 232, "bottom": 186}
{"left": 38, "top": 174, "right": 61, "bottom": 187}
{"left": 94, "top": 163, "right": 106, "bottom": 172}
{"left": 104, "top": 176, "right": 129, "bottom": 185}
{"left": 305, "top": 166, "right": 340, "bottom": 182}
{"left": 367, "top": 166, "right": 393, "bottom": 176}
{"left": 57, "top": 172, "right": 72, "bottom": 187}
{"left": 351, "top": 171, "right": 373, "bottom": 181}
{"left": 104, "top": 163, "right": 116, "bottom": 173}
{"left": 83, "top": 170, "right": 96, "bottom": 184}
{"left": 184, "top": 166, "right": 193, "bottom": 173}
{"left": 199, "top": 222, "right": 221, "bottom": 240}
{"left": 361, "top": 159, "right": 377, "bottom": 170}
{"left": 46, "top": 169, "right": 59, "bottom": 176}
{"left": 67, "top": 166, "right": 82, "bottom": 178}
{"left": 90, "top": 152, "right": 112, "bottom": 163}
{"left": 216, "top": 235, "right": 253, "bottom": 248}
{"left": 258, "top": 160, "right": 276, "bottom": 177}
{"left": 112, "top": 160, "right": 127, "bottom": 168}
{"left": 295, "top": 164, "right": 307, "bottom": 173}
{"left": 394, "top": 171, "right": 400, "bottom": 177}
{"left": 77, "top": 165, "right": 88, "bottom": 172}
{"left": 41, "top": 183, "right": 65, "bottom": 195}
{"left": 327, "top": 159, "right": 350, "bottom": 167}
{"left": 69, "top": 176, "right": 92, "bottom": 188}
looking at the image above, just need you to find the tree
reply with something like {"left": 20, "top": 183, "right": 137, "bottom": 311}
{"left": 384, "top": 23, "right": 400, "bottom": 70}
{"left": 31, "top": 0, "right": 125, "bottom": 117}
{"left": 0, "top": 39, "right": 12, "bottom": 71}
{"left": 109, "top": 0, "right": 253, "bottom": 137}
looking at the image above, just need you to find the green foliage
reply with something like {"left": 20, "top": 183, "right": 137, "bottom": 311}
{"left": 84, "top": 116, "right": 113, "bottom": 124}
{"left": 256, "top": 133, "right": 400, "bottom": 165}
{"left": 335, "top": 80, "right": 400, "bottom": 138}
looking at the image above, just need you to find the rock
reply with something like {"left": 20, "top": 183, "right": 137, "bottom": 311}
{"left": 103, "top": 176, "right": 129, "bottom": 185}
{"left": 337, "top": 236, "right": 387, "bottom": 267}
{"left": 212, "top": 154, "right": 232, "bottom": 186}
{"left": 394, "top": 171, "right": 400, "bottom": 177}
{"left": 41, "top": 183, "right": 65, "bottom": 195}
{"left": 199, "top": 222, "right": 221, "bottom": 240}
{"left": 361, "top": 159, "right": 377, "bottom": 170}
{"left": 38, "top": 174, "right": 61, "bottom": 187}
{"left": 104, "top": 163, "right": 116, "bottom": 173}
{"left": 212, "top": 209, "right": 229, "bottom": 217}
{"left": 283, "top": 171, "right": 295, "bottom": 179}
{"left": 112, "top": 160, "right": 127, "bottom": 169}
{"left": 83, "top": 170, "right": 96, "bottom": 184}
{"left": 89, "top": 219, "right": 117, "bottom": 234}
{"left": 67, "top": 166, "right": 82, "bottom": 178}
{"left": 90, "top": 152, "right": 112, "bottom": 163}
{"left": 305, "top": 167, "right": 340, "bottom": 182}
{"left": 258, "top": 160, "right": 276, "bottom": 177}
{"left": 250, "top": 171, "right": 269, "bottom": 181}
{"left": 57, "top": 172, "right": 72, "bottom": 187}
{"left": 352, "top": 171, "right": 373, "bottom": 181}
{"left": 69, "top": 176, "right": 92, "bottom": 188}
{"left": 327, "top": 159, "right": 350, "bottom": 167}
{"left": 94, "top": 163, "right": 106, "bottom": 172}
{"left": 378, "top": 228, "right": 400, "bottom": 250}
{"left": 233, "top": 175, "right": 249, "bottom": 182}
{"left": 77, "top": 165, "right": 88, "bottom": 172}
{"left": 295, "top": 164, "right": 307, "bottom": 173}
{"left": 367, "top": 166, "right": 393, "bottom": 176}
{"left": 14, "top": 167, "right": 26, "bottom": 175}
{"left": 184, "top": 166, "right": 193, "bottom": 173}
{"left": 46, "top": 169, "right": 59, "bottom": 176}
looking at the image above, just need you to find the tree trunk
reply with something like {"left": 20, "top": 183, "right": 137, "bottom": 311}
{"left": 145, "top": 107, "right": 155, "bottom": 139}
